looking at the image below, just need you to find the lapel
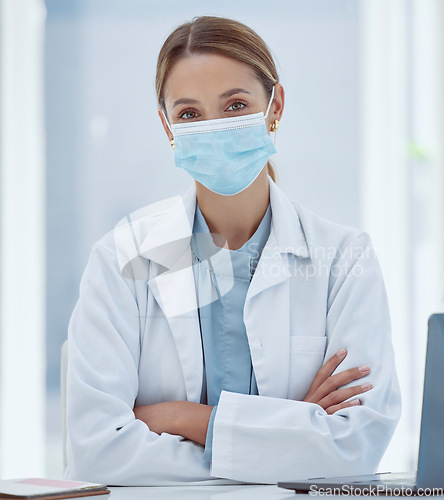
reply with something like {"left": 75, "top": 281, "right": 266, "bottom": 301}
{"left": 139, "top": 183, "right": 204, "bottom": 403}
{"left": 244, "top": 179, "right": 310, "bottom": 398}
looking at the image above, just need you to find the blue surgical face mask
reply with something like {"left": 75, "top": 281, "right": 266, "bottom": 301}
{"left": 163, "top": 86, "right": 277, "bottom": 196}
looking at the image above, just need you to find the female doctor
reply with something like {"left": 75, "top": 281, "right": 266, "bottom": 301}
{"left": 65, "top": 16, "right": 401, "bottom": 486}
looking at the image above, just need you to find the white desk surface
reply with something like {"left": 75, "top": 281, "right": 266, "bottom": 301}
{"left": 70, "top": 484, "right": 444, "bottom": 499}
{"left": 103, "top": 484, "right": 297, "bottom": 500}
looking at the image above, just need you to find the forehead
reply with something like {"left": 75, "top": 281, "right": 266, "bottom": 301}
{"left": 163, "top": 53, "right": 264, "bottom": 102}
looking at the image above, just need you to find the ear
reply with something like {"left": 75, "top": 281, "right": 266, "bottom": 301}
{"left": 273, "top": 83, "right": 285, "bottom": 120}
{"left": 158, "top": 107, "right": 174, "bottom": 142}
{"left": 266, "top": 83, "right": 285, "bottom": 131}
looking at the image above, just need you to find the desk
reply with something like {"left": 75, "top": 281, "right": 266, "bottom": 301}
{"left": 99, "top": 485, "right": 296, "bottom": 500}
{"left": 103, "top": 484, "right": 444, "bottom": 499}
{"left": 70, "top": 484, "right": 444, "bottom": 499}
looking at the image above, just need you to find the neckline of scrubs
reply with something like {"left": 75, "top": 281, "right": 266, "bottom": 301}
{"left": 191, "top": 202, "right": 272, "bottom": 280}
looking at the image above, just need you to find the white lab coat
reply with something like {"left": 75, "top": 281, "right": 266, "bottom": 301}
{"left": 65, "top": 176, "right": 401, "bottom": 486}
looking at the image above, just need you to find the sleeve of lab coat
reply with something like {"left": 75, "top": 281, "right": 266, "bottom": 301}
{"left": 202, "top": 405, "right": 218, "bottom": 463}
{"left": 65, "top": 242, "right": 223, "bottom": 486}
{"left": 210, "top": 232, "right": 402, "bottom": 483}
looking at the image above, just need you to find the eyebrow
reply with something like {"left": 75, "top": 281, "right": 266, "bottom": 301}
{"left": 172, "top": 88, "right": 251, "bottom": 109}
{"left": 219, "top": 88, "right": 251, "bottom": 99}
{"left": 172, "top": 97, "right": 199, "bottom": 109}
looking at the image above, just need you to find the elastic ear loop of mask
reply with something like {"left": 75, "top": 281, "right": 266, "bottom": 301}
{"left": 266, "top": 85, "right": 278, "bottom": 146}
{"left": 264, "top": 85, "right": 275, "bottom": 119}
{"left": 161, "top": 108, "right": 174, "bottom": 152}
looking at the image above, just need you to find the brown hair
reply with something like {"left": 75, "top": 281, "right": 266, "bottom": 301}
{"left": 155, "top": 16, "right": 279, "bottom": 182}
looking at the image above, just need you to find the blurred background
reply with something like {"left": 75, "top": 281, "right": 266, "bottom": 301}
{"left": 1, "top": 0, "right": 443, "bottom": 480}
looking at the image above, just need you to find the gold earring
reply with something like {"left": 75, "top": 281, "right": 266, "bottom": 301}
{"left": 270, "top": 120, "right": 279, "bottom": 132}
{"left": 170, "top": 139, "right": 175, "bottom": 150}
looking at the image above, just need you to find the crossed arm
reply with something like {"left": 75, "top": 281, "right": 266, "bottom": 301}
{"left": 133, "top": 347, "right": 373, "bottom": 445}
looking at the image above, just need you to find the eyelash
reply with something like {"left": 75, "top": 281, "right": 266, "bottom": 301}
{"left": 178, "top": 109, "right": 199, "bottom": 120}
{"left": 177, "top": 100, "right": 248, "bottom": 120}
{"left": 226, "top": 100, "right": 248, "bottom": 112}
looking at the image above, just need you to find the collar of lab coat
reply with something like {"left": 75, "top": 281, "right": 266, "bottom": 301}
{"left": 138, "top": 175, "right": 310, "bottom": 270}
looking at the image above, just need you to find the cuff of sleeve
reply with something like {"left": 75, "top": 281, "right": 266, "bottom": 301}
{"left": 202, "top": 405, "right": 218, "bottom": 463}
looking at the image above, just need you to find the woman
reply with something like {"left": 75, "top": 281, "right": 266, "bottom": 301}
{"left": 65, "top": 16, "right": 401, "bottom": 486}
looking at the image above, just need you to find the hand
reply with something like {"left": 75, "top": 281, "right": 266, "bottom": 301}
{"left": 133, "top": 401, "right": 213, "bottom": 446}
{"left": 303, "top": 348, "right": 372, "bottom": 414}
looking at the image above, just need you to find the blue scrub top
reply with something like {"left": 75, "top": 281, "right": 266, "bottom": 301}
{"left": 190, "top": 201, "right": 272, "bottom": 462}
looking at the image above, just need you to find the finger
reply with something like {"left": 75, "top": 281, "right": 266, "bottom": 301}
{"left": 310, "top": 364, "right": 371, "bottom": 402}
{"left": 318, "top": 381, "right": 372, "bottom": 409}
{"left": 326, "top": 398, "right": 361, "bottom": 415}
{"left": 304, "top": 348, "right": 348, "bottom": 399}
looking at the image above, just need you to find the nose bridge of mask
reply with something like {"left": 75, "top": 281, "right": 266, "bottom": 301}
{"left": 162, "top": 84, "right": 276, "bottom": 136}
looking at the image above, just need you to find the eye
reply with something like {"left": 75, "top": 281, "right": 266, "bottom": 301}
{"left": 178, "top": 109, "right": 200, "bottom": 120}
{"left": 226, "top": 101, "right": 247, "bottom": 112}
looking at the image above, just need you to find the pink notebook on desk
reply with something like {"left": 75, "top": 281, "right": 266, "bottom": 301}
{"left": 0, "top": 478, "right": 110, "bottom": 499}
